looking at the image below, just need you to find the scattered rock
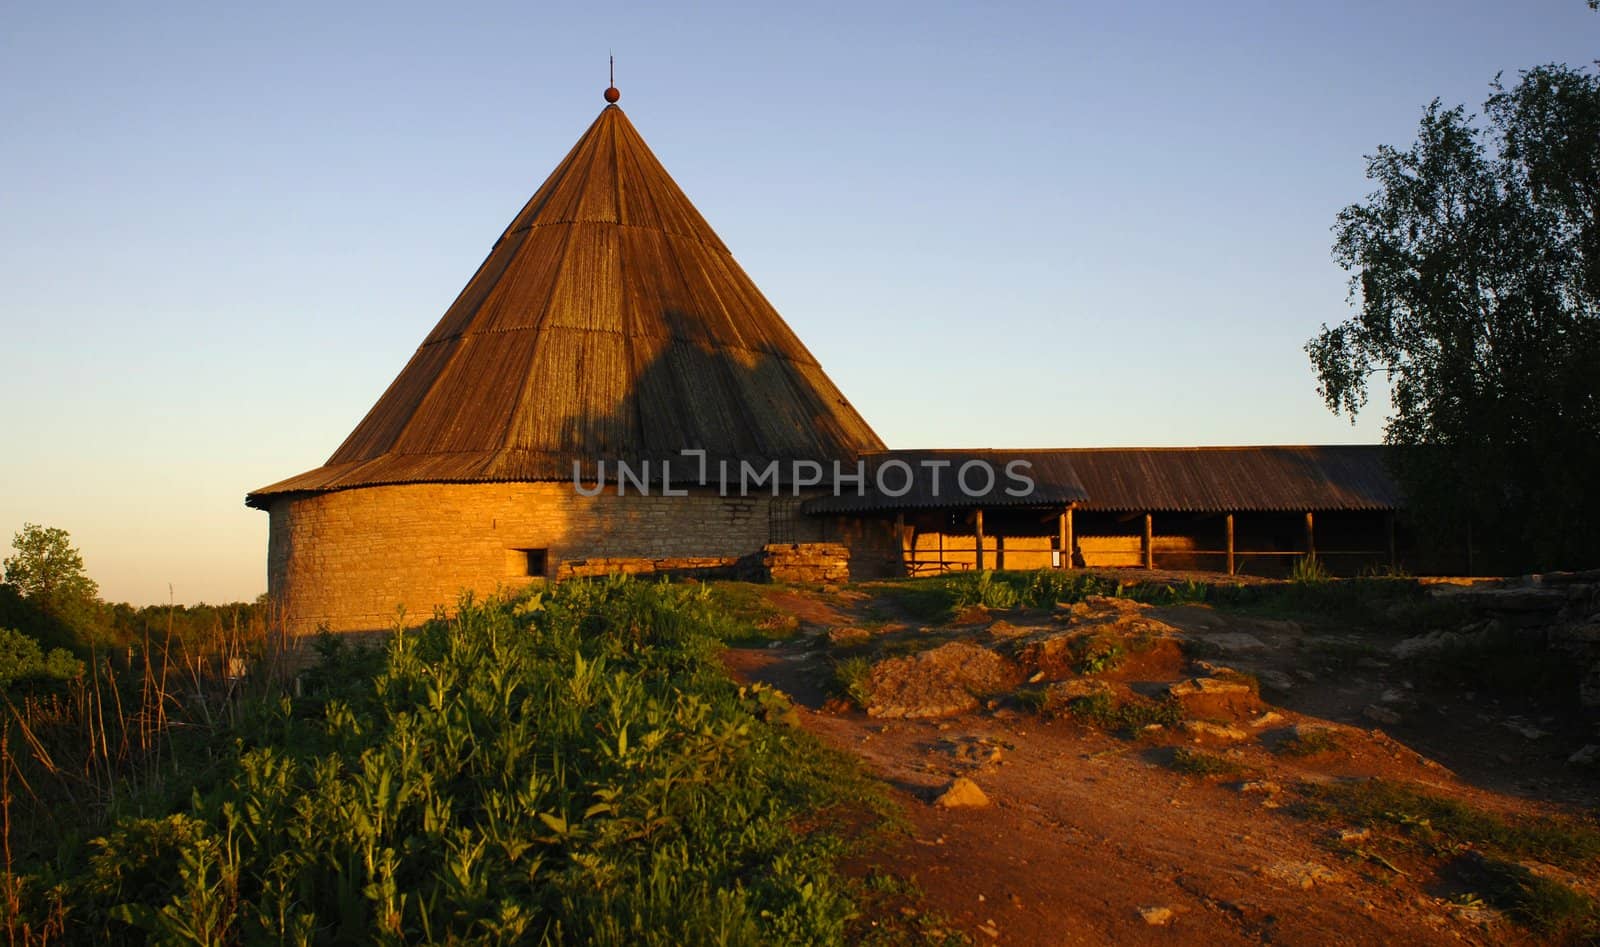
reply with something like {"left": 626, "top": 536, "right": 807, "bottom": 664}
{"left": 1255, "top": 669, "right": 1296, "bottom": 692}
{"left": 1182, "top": 720, "right": 1248, "bottom": 741}
{"left": 1138, "top": 906, "right": 1174, "bottom": 926}
{"left": 1428, "top": 586, "right": 1566, "bottom": 611}
{"left": 1248, "top": 711, "right": 1285, "bottom": 729}
{"left": 865, "top": 642, "right": 1018, "bottom": 719}
{"left": 1238, "top": 780, "right": 1281, "bottom": 795}
{"left": 1501, "top": 720, "right": 1549, "bottom": 740}
{"left": 826, "top": 626, "right": 872, "bottom": 646}
{"left": 933, "top": 777, "right": 990, "bottom": 808}
{"left": 1568, "top": 744, "right": 1600, "bottom": 767}
{"left": 1362, "top": 704, "right": 1402, "bottom": 726}
{"left": 937, "top": 736, "right": 1006, "bottom": 768}
{"left": 1261, "top": 860, "right": 1344, "bottom": 890}
{"left": 1045, "top": 678, "right": 1115, "bottom": 701}
{"left": 1337, "top": 827, "right": 1372, "bottom": 843}
{"left": 1198, "top": 631, "right": 1268, "bottom": 653}
{"left": 1167, "top": 676, "right": 1253, "bottom": 699}
{"left": 1391, "top": 627, "right": 1492, "bottom": 660}
{"left": 985, "top": 620, "right": 1030, "bottom": 640}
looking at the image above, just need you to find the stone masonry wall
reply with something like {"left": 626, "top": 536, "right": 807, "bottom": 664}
{"left": 268, "top": 483, "right": 800, "bottom": 634}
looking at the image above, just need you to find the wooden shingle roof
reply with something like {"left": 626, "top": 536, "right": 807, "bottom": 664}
{"left": 248, "top": 101, "right": 883, "bottom": 508}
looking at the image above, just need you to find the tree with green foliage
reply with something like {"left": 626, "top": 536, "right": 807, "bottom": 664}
{"left": 0, "top": 626, "right": 83, "bottom": 689}
{"left": 3, "top": 523, "right": 104, "bottom": 648}
{"left": 1307, "top": 63, "right": 1600, "bottom": 572}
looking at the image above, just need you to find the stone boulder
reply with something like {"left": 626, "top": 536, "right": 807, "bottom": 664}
{"left": 863, "top": 641, "right": 1019, "bottom": 719}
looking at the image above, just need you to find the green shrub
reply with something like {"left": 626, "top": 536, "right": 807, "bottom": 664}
{"left": 832, "top": 655, "right": 875, "bottom": 708}
{"left": 1289, "top": 555, "right": 1330, "bottom": 584}
{"left": 1275, "top": 729, "right": 1343, "bottom": 757}
{"left": 0, "top": 625, "right": 83, "bottom": 689}
{"left": 1169, "top": 749, "right": 1250, "bottom": 778}
{"left": 1470, "top": 857, "right": 1599, "bottom": 940}
{"left": 1063, "top": 692, "right": 1183, "bottom": 734}
{"left": 1303, "top": 779, "right": 1600, "bottom": 871}
{"left": 15, "top": 578, "right": 884, "bottom": 944}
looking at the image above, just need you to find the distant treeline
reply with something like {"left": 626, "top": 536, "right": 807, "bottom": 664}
{"left": 0, "top": 581, "right": 268, "bottom": 657}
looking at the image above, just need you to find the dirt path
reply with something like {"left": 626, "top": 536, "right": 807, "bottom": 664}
{"left": 721, "top": 583, "right": 1597, "bottom": 945}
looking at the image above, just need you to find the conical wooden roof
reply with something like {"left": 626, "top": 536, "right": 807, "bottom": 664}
{"left": 248, "top": 102, "right": 883, "bottom": 506}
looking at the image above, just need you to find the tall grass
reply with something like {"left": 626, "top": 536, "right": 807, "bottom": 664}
{"left": 1, "top": 601, "right": 292, "bottom": 864}
{"left": 3, "top": 578, "right": 880, "bottom": 944}
{"left": 884, "top": 569, "right": 1209, "bottom": 622}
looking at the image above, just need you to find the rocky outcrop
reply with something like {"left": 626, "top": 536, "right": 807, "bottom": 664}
{"left": 862, "top": 642, "right": 1019, "bottom": 719}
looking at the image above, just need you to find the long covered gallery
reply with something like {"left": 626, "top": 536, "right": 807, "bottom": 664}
{"left": 807, "top": 446, "right": 1406, "bottom": 577}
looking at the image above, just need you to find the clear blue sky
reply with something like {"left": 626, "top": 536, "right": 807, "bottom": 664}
{"left": 2, "top": 1, "right": 1595, "bottom": 604}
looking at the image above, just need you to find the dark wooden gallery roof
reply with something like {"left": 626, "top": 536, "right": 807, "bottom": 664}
{"left": 1065, "top": 446, "right": 1401, "bottom": 512}
{"left": 803, "top": 450, "right": 1090, "bottom": 514}
{"left": 248, "top": 96, "right": 883, "bottom": 508}
{"left": 804, "top": 446, "right": 1401, "bottom": 515}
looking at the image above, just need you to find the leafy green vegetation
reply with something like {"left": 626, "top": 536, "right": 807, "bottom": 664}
{"left": 1065, "top": 633, "right": 1125, "bottom": 674}
{"left": 1275, "top": 728, "right": 1343, "bottom": 758}
{"left": 1168, "top": 748, "right": 1252, "bottom": 779}
{"left": 1288, "top": 555, "right": 1330, "bottom": 584}
{"left": 703, "top": 583, "right": 801, "bottom": 644}
{"left": 831, "top": 655, "right": 876, "bottom": 709}
{"left": 1303, "top": 779, "right": 1600, "bottom": 871}
{"left": 1060, "top": 691, "right": 1183, "bottom": 734}
{"left": 1466, "top": 856, "right": 1600, "bottom": 941}
{"left": 879, "top": 570, "right": 1209, "bottom": 624}
{"left": 1309, "top": 62, "right": 1600, "bottom": 573}
{"left": 0, "top": 626, "right": 82, "bottom": 688}
{"left": 5, "top": 578, "right": 888, "bottom": 944}
{"left": 1303, "top": 778, "right": 1600, "bottom": 939}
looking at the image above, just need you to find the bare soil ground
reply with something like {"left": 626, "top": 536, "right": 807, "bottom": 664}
{"left": 722, "top": 575, "right": 1600, "bottom": 946}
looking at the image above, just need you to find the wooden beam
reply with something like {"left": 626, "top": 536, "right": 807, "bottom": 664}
{"left": 1304, "top": 511, "right": 1316, "bottom": 559}
{"left": 1386, "top": 512, "right": 1397, "bottom": 570}
{"left": 1225, "top": 513, "right": 1235, "bottom": 576}
{"left": 975, "top": 508, "right": 986, "bottom": 571}
{"left": 1058, "top": 508, "right": 1074, "bottom": 570}
{"left": 1143, "top": 513, "right": 1154, "bottom": 570}
{"left": 1066, "top": 507, "right": 1075, "bottom": 570}
{"left": 895, "top": 512, "right": 907, "bottom": 573}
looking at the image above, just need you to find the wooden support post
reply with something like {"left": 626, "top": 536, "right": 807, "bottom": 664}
{"left": 895, "top": 512, "right": 906, "bottom": 571}
{"left": 1066, "top": 507, "right": 1075, "bottom": 569}
{"left": 1304, "top": 511, "right": 1316, "bottom": 560}
{"left": 1143, "top": 513, "right": 1154, "bottom": 570}
{"left": 974, "top": 509, "right": 986, "bottom": 572}
{"left": 1058, "top": 508, "right": 1074, "bottom": 570}
{"left": 1386, "top": 512, "right": 1397, "bottom": 570}
{"left": 1225, "top": 513, "right": 1235, "bottom": 576}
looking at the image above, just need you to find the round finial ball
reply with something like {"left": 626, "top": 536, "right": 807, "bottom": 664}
{"left": 604, "top": 86, "right": 620, "bottom": 104}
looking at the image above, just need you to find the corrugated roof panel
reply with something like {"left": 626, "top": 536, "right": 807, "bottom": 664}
{"left": 330, "top": 340, "right": 459, "bottom": 462}
{"left": 542, "top": 223, "right": 624, "bottom": 332}
{"left": 392, "top": 331, "right": 541, "bottom": 454}
{"left": 473, "top": 224, "right": 572, "bottom": 334}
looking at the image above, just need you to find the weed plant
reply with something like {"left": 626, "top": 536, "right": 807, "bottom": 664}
{"left": 5, "top": 578, "right": 883, "bottom": 945}
{"left": 1303, "top": 779, "right": 1600, "bottom": 940}
{"left": 880, "top": 570, "right": 1209, "bottom": 623}
{"left": 1168, "top": 749, "right": 1252, "bottom": 779}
